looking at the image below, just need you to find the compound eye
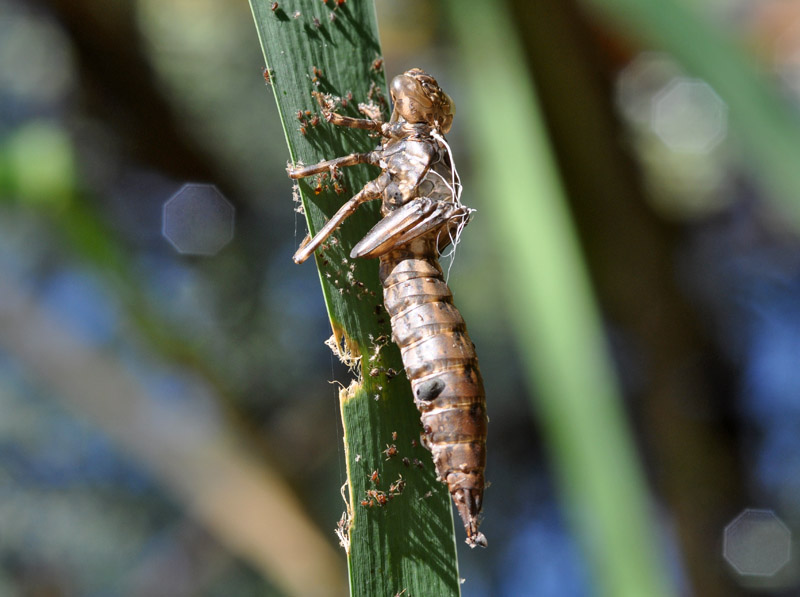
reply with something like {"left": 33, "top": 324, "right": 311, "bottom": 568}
{"left": 443, "top": 93, "right": 455, "bottom": 118}
{"left": 390, "top": 74, "right": 417, "bottom": 102}
{"left": 440, "top": 92, "right": 455, "bottom": 133}
{"left": 390, "top": 75, "right": 421, "bottom": 122}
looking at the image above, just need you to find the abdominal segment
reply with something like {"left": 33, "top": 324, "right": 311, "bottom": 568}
{"left": 379, "top": 241, "right": 488, "bottom": 547}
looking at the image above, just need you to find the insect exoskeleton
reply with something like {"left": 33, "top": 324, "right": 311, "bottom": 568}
{"left": 288, "top": 68, "right": 488, "bottom": 547}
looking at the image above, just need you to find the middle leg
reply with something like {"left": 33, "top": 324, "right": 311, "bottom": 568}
{"left": 289, "top": 151, "right": 380, "bottom": 179}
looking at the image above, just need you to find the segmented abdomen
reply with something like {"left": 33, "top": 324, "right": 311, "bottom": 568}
{"left": 379, "top": 237, "right": 488, "bottom": 546}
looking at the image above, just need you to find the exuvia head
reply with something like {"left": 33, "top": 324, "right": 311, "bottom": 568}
{"left": 390, "top": 68, "right": 455, "bottom": 133}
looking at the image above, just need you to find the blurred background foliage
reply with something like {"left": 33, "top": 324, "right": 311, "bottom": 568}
{"left": 2, "top": 0, "right": 800, "bottom": 595}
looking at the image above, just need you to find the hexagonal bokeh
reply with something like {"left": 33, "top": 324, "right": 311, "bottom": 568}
{"left": 162, "top": 184, "right": 234, "bottom": 256}
{"left": 651, "top": 78, "right": 728, "bottom": 154}
{"left": 723, "top": 509, "right": 791, "bottom": 576}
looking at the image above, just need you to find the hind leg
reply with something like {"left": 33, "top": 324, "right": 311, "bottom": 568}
{"left": 293, "top": 173, "right": 390, "bottom": 264}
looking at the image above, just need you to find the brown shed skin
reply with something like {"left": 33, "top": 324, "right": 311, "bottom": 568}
{"left": 289, "top": 69, "right": 488, "bottom": 546}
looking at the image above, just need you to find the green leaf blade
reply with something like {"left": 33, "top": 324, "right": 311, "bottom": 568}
{"left": 448, "top": 3, "right": 676, "bottom": 597}
{"left": 248, "top": 2, "right": 461, "bottom": 595}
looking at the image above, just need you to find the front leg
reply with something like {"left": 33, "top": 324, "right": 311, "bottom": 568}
{"left": 322, "top": 110, "right": 402, "bottom": 139}
{"left": 311, "top": 90, "right": 386, "bottom": 133}
{"left": 324, "top": 111, "right": 384, "bottom": 132}
{"left": 288, "top": 150, "right": 380, "bottom": 179}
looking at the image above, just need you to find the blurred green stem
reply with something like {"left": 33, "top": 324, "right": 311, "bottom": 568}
{"left": 449, "top": 4, "right": 675, "bottom": 596}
